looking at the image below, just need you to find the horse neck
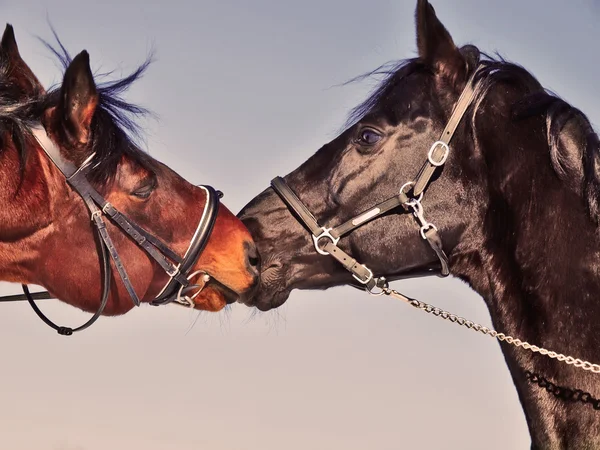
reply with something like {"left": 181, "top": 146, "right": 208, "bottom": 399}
{"left": 450, "top": 125, "right": 600, "bottom": 448}
{"left": 0, "top": 136, "right": 68, "bottom": 282}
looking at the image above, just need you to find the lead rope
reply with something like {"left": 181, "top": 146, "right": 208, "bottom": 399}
{"left": 382, "top": 287, "right": 600, "bottom": 374}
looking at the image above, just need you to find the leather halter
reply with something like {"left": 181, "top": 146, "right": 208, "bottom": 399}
{"left": 0, "top": 124, "right": 220, "bottom": 335}
{"left": 271, "top": 66, "right": 480, "bottom": 296}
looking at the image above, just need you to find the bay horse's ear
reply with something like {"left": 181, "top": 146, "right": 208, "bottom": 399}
{"left": 55, "top": 50, "right": 98, "bottom": 146}
{"left": 415, "top": 0, "right": 466, "bottom": 81}
{"left": 0, "top": 24, "right": 44, "bottom": 95}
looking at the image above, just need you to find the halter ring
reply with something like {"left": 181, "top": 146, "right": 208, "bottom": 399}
{"left": 400, "top": 181, "right": 423, "bottom": 205}
{"left": 174, "top": 270, "right": 211, "bottom": 308}
{"left": 312, "top": 227, "right": 340, "bottom": 256}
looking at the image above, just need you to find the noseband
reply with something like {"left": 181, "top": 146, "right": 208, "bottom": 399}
{"left": 0, "top": 124, "right": 220, "bottom": 336}
{"left": 271, "top": 66, "right": 480, "bottom": 296}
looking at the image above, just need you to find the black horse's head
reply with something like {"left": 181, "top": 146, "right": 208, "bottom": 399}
{"left": 238, "top": 0, "right": 600, "bottom": 312}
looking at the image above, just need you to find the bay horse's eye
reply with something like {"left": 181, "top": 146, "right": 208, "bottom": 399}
{"left": 357, "top": 128, "right": 383, "bottom": 146}
{"left": 131, "top": 181, "right": 156, "bottom": 200}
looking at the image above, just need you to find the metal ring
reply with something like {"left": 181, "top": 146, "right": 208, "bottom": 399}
{"left": 428, "top": 141, "right": 449, "bottom": 167}
{"left": 312, "top": 227, "right": 340, "bottom": 256}
{"left": 174, "top": 270, "right": 210, "bottom": 308}
{"left": 366, "top": 277, "right": 389, "bottom": 296}
{"left": 399, "top": 181, "right": 423, "bottom": 204}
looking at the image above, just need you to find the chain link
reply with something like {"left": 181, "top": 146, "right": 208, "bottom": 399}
{"left": 524, "top": 371, "right": 600, "bottom": 410}
{"left": 383, "top": 288, "right": 600, "bottom": 374}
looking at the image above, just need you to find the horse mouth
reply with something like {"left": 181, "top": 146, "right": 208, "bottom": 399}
{"left": 239, "top": 279, "right": 291, "bottom": 311}
{"left": 208, "top": 277, "right": 240, "bottom": 305}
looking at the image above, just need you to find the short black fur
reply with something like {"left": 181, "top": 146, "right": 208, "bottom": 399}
{"left": 239, "top": 1, "right": 600, "bottom": 447}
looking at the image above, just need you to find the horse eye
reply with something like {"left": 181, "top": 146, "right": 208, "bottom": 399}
{"left": 358, "top": 128, "right": 382, "bottom": 145}
{"left": 131, "top": 181, "right": 156, "bottom": 199}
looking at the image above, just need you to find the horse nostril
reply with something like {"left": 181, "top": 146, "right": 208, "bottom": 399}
{"left": 244, "top": 241, "right": 261, "bottom": 271}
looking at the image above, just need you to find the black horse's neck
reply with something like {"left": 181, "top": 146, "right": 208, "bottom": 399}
{"left": 449, "top": 89, "right": 600, "bottom": 448}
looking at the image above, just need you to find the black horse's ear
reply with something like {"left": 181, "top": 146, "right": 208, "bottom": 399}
{"left": 56, "top": 50, "right": 98, "bottom": 146}
{"left": 0, "top": 24, "right": 44, "bottom": 95}
{"left": 1, "top": 24, "right": 19, "bottom": 55}
{"left": 415, "top": 0, "right": 465, "bottom": 81}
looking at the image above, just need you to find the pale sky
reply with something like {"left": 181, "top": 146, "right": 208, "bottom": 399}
{"left": 1, "top": 1, "right": 599, "bottom": 449}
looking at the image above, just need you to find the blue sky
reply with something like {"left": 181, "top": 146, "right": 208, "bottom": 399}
{"left": 1, "top": 1, "right": 598, "bottom": 449}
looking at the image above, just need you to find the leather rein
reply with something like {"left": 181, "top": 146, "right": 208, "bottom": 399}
{"left": 0, "top": 124, "right": 220, "bottom": 335}
{"left": 271, "top": 66, "right": 480, "bottom": 297}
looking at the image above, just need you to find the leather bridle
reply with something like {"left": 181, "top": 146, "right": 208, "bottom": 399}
{"left": 0, "top": 124, "right": 220, "bottom": 335}
{"left": 271, "top": 66, "right": 480, "bottom": 297}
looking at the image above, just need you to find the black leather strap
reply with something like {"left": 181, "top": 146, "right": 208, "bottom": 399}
{"left": 269, "top": 66, "right": 484, "bottom": 298}
{"left": 0, "top": 124, "right": 220, "bottom": 335}
{"left": 413, "top": 69, "right": 479, "bottom": 196}
{"left": 271, "top": 177, "right": 323, "bottom": 236}
{"left": 322, "top": 241, "right": 376, "bottom": 288}
{"left": 24, "top": 200, "right": 112, "bottom": 335}
{"left": 424, "top": 228, "right": 449, "bottom": 276}
{"left": 151, "top": 185, "right": 219, "bottom": 305}
{"left": 270, "top": 177, "right": 377, "bottom": 288}
{"left": 33, "top": 125, "right": 220, "bottom": 306}
{"left": 332, "top": 192, "right": 410, "bottom": 238}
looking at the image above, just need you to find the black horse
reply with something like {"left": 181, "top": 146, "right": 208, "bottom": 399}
{"left": 238, "top": 0, "right": 600, "bottom": 447}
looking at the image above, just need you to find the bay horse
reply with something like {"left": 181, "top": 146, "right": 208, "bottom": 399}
{"left": 238, "top": 0, "right": 600, "bottom": 447}
{"left": 0, "top": 24, "right": 260, "bottom": 335}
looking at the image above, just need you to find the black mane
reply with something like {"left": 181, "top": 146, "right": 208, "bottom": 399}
{"left": 342, "top": 44, "right": 600, "bottom": 222}
{"left": 0, "top": 29, "right": 155, "bottom": 187}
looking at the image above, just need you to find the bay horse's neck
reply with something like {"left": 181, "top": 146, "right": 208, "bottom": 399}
{"left": 451, "top": 123, "right": 600, "bottom": 448}
{"left": 0, "top": 136, "right": 71, "bottom": 283}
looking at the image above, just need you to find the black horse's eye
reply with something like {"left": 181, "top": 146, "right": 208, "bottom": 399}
{"left": 357, "top": 128, "right": 383, "bottom": 145}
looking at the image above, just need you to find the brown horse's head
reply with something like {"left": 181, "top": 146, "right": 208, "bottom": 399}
{"left": 0, "top": 25, "right": 259, "bottom": 316}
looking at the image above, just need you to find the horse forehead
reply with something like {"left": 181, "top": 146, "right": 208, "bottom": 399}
{"left": 376, "top": 86, "right": 437, "bottom": 127}
{"left": 113, "top": 154, "right": 153, "bottom": 181}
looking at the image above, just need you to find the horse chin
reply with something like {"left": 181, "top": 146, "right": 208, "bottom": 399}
{"left": 193, "top": 281, "right": 239, "bottom": 312}
{"left": 238, "top": 278, "right": 291, "bottom": 311}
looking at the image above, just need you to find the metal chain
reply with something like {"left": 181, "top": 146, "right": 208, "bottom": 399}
{"left": 524, "top": 371, "right": 600, "bottom": 410}
{"left": 383, "top": 287, "right": 600, "bottom": 374}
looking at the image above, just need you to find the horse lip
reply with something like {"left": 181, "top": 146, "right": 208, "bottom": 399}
{"left": 208, "top": 277, "right": 240, "bottom": 304}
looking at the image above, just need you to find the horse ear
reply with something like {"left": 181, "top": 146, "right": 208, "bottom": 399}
{"left": 55, "top": 50, "right": 98, "bottom": 146}
{"left": 415, "top": 0, "right": 465, "bottom": 80}
{"left": 0, "top": 24, "right": 44, "bottom": 95}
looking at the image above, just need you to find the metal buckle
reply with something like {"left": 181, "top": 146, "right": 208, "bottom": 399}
{"left": 427, "top": 141, "right": 449, "bottom": 167}
{"left": 166, "top": 265, "right": 181, "bottom": 278}
{"left": 312, "top": 227, "right": 340, "bottom": 256}
{"left": 90, "top": 210, "right": 102, "bottom": 222}
{"left": 352, "top": 264, "right": 373, "bottom": 285}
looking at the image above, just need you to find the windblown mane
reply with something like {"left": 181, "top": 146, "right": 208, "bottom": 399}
{"left": 343, "top": 45, "right": 600, "bottom": 222}
{"left": 0, "top": 28, "right": 155, "bottom": 187}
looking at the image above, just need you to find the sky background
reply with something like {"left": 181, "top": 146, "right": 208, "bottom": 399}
{"left": 1, "top": 1, "right": 599, "bottom": 449}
